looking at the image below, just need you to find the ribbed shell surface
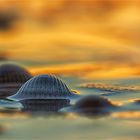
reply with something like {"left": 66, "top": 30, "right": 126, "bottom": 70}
{"left": 0, "top": 64, "right": 32, "bottom": 84}
{"left": 8, "top": 75, "right": 76, "bottom": 101}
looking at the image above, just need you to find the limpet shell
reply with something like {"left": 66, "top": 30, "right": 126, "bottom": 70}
{"left": 8, "top": 75, "right": 80, "bottom": 101}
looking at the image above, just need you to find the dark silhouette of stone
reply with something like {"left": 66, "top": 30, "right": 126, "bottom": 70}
{"left": 0, "top": 64, "right": 32, "bottom": 98}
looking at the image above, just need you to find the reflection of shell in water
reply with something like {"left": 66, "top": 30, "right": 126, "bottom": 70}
{"left": 61, "top": 95, "right": 116, "bottom": 117}
{"left": 20, "top": 99, "right": 70, "bottom": 112}
{"left": 0, "top": 64, "right": 32, "bottom": 98}
{"left": 8, "top": 75, "right": 79, "bottom": 101}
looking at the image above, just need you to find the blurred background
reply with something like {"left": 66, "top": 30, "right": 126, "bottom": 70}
{"left": 0, "top": 0, "right": 140, "bottom": 79}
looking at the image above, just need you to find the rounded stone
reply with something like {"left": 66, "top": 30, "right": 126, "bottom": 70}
{"left": 0, "top": 64, "right": 32, "bottom": 98}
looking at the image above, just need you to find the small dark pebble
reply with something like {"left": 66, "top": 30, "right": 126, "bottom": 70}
{"left": 0, "top": 64, "right": 32, "bottom": 98}
{"left": 61, "top": 95, "right": 117, "bottom": 117}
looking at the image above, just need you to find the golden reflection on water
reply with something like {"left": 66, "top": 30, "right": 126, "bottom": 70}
{"left": 66, "top": 113, "right": 78, "bottom": 120}
{"left": 128, "top": 98, "right": 140, "bottom": 103}
{"left": 0, "top": 112, "right": 29, "bottom": 119}
{"left": 112, "top": 111, "right": 140, "bottom": 119}
{"left": 111, "top": 100, "right": 123, "bottom": 106}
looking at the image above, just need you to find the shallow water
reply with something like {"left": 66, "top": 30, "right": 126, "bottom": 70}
{"left": 0, "top": 76, "right": 140, "bottom": 140}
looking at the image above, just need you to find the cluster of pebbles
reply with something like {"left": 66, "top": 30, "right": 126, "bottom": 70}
{"left": 0, "top": 63, "right": 139, "bottom": 117}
